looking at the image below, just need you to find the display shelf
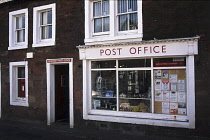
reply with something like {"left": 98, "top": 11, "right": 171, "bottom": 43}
{"left": 92, "top": 96, "right": 116, "bottom": 99}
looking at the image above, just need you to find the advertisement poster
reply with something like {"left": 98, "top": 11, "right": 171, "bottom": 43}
{"left": 169, "top": 74, "right": 177, "bottom": 83}
{"left": 178, "top": 80, "right": 185, "bottom": 91}
{"left": 178, "top": 91, "right": 186, "bottom": 102}
{"left": 162, "top": 102, "right": 169, "bottom": 108}
{"left": 171, "top": 83, "right": 177, "bottom": 91}
{"left": 162, "top": 91, "right": 170, "bottom": 101}
{"left": 155, "top": 90, "right": 162, "bottom": 101}
{"left": 154, "top": 70, "right": 161, "bottom": 79}
{"left": 162, "top": 71, "right": 168, "bottom": 79}
{"left": 155, "top": 79, "right": 162, "bottom": 90}
{"left": 162, "top": 80, "right": 170, "bottom": 90}
{"left": 162, "top": 108, "right": 170, "bottom": 114}
{"left": 178, "top": 103, "right": 187, "bottom": 115}
{"left": 170, "top": 103, "right": 178, "bottom": 114}
{"left": 170, "top": 91, "right": 177, "bottom": 102}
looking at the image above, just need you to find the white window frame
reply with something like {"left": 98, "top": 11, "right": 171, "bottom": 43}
{"left": 9, "top": 8, "right": 28, "bottom": 50}
{"left": 33, "top": 3, "right": 56, "bottom": 48}
{"left": 9, "top": 61, "right": 29, "bottom": 107}
{"left": 85, "top": 0, "right": 143, "bottom": 45}
{"left": 82, "top": 56, "right": 195, "bottom": 129}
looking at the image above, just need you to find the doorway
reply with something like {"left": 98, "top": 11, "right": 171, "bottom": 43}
{"left": 55, "top": 65, "right": 69, "bottom": 122}
{"left": 46, "top": 58, "right": 74, "bottom": 128}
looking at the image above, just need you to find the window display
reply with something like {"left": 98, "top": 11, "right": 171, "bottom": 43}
{"left": 91, "top": 57, "right": 186, "bottom": 115}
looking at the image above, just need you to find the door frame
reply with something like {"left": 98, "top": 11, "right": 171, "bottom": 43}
{"left": 46, "top": 58, "right": 73, "bottom": 128}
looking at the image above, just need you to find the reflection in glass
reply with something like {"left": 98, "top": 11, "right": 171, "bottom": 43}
{"left": 119, "top": 15, "right": 128, "bottom": 31}
{"left": 118, "top": 70, "right": 151, "bottom": 112}
{"left": 91, "top": 71, "right": 116, "bottom": 110}
{"left": 119, "top": 59, "right": 151, "bottom": 68}
{"left": 91, "top": 61, "right": 116, "bottom": 69}
{"left": 94, "top": 18, "right": 102, "bottom": 33}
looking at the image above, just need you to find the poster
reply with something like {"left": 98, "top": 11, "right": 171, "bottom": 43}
{"left": 170, "top": 103, "right": 178, "bottom": 114}
{"left": 155, "top": 90, "right": 162, "bottom": 101}
{"left": 162, "top": 71, "right": 168, "bottom": 79}
{"left": 178, "top": 80, "right": 185, "bottom": 91}
{"left": 171, "top": 83, "right": 177, "bottom": 91}
{"left": 169, "top": 74, "right": 177, "bottom": 83}
{"left": 178, "top": 103, "right": 187, "bottom": 115}
{"left": 162, "top": 108, "right": 170, "bottom": 114}
{"left": 170, "top": 91, "right": 177, "bottom": 102}
{"left": 162, "top": 80, "right": 170, "bottom": 90}
{"left": 178, "top": 91, "right": 186, "bottom": 102}
{"left": 162, "top": 102, "right": 169, "bottom": 108}
{"left": 162, "top": 91, "right": 170, "bottom": 101}
{"left": 155, "top": 79, "right": 162, "bottom": 90}
{"left": 154, "top": 70, "right": 161, "bottom": 79}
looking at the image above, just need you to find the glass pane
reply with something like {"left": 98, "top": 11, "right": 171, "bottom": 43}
{"left": 118, "top": 0, "right": 127, "bottom": 13}
{"left": 17, "top": 30, "right": 24, "bottom": 42}
{"left": 47, "top": 10, "right": 52, "bottom": 24}
{"left": 94, "top": 18, "right": 102, "bottom": 33}
{"left": 16, "top": 16, "right": 21, "bottom": 29}
{"left": 119, "top": 70, "right": 151, "bottom": 112}
{"left": 119, "top": 59, "right": 151, "bottom": 68}
{"left": 18, "top": 79, "right": 25, "bottom": 98}
{"left": 102, "top": 0, "right": 109, "bottom": 15}
{"left": 154, "top": 69, "right": 187, "bottom": 116}
{"left": 103, "top": 17, "right": 110, "bottom": 32}
{"left": 94, "top": 1, "right": 101, "bottom": 17}
{"left": 23, "top": 29, "right": 25, "bottom": 42}
{"left": 153, "top": 57, "right": 186, "bottom": 67}
{"left": 41, "top": 12, "right": 47, "bottom": 25}
{"left": 22, "top": 15, "right": 25, "bottom": 28}
{"left": 91, "top": 61, "right": 116, "bottom": 69}
{"left": 128, "top": 0, "right": 137, "bottom": 12}
{"left": 92, "top": 71, "right": 116, "bottom": 110}
{"left": 41, "top": 26, "right": 47, "bottom": 39}
{"left": 47, "top": 25, "right": 52, "bottom": 39}
{"left": 129, "top": 13, "right": 138, "bottom": 30}
{"left": 119, "top": 14, "right": 128, "bottom": 31}
{"left": 18, "top": 67, "right": 25, "bottom": 78}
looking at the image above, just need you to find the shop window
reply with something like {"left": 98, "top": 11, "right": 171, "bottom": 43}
{"left": 33, "top": 3, "right": 56, "bottom": 47}
{"left": 85, "top": 0, "right": 142, "bottom": 44}
{"left": 9, "top": 61, "right": 28, "bottom": 107}
{"left": 9, "top": 8, "right": 28, "bottom": 50}
{"left": 88, "top": 57, "right": 190, "bottom": 125}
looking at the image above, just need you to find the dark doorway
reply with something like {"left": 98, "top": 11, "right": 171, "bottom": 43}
{"left": 55, "top": 64, "right": 69, "bottom": 123}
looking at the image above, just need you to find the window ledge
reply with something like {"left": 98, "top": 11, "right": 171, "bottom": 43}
{"left": 8, "top": 45, "right": 28, "bottom": 50}
{"left": 10, "top": 100, "right": 29, "bottom": 107}
{"left": 32, "top": 41, "right": 55, "bottom": 48}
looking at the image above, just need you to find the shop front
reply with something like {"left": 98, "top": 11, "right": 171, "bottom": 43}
{"left": 78, "top": 37, "right": 199, "bottom": 129}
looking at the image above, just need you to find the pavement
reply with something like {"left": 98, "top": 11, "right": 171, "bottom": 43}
{"left": 0, "top": 119, "right": 209, "bottom": 140}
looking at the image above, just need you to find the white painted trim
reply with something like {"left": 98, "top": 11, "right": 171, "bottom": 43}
{"left": 9, "top": 61, "right": 29, "bottom": 107}
{"left": 46, "top": 58, "right": 74, "bottom": 128}
{"left": 9, "top": 8, "right": 28, "bottom": 50}
{"left": 82, "top": 55, "right": 196, "bottom": 129}
{"left": 33, "top": 3, "right": 56, "bottom": 48}
{"left": 85, "top": 0, "right": 143, "bottom": 45}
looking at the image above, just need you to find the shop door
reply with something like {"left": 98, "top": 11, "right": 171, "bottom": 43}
{"left": 55, "top": 65, "right": 69, "bottom": 122}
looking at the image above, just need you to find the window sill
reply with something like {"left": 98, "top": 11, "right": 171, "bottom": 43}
{"left": 32, "top": 41, "right": 55, "bottom": 48}
{"left": 84, "top": 114, "right": 194, "bottom": 129}
{"left": 8, "top": 45, "right": 28, "bottom": 50}
{"left": 10, "top": 100, "right": 29, "bottom": 107}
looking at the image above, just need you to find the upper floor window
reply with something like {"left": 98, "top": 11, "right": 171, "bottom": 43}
{"left": 9, "top": 8, "right": 28, "bottom": 50}
{"left": 118, "top": 0, "right": 138, "bottom": 31}
{"left": 85, "top": 0, "right": 142, "bottom": 45}
{"left": 33, "top": 3, "right": 56, "bottom": 48}
{"left": 93, "top": 0, "right": 110, "bottom": 33}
